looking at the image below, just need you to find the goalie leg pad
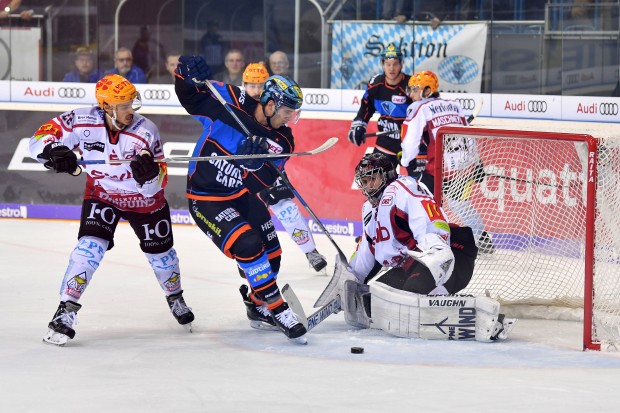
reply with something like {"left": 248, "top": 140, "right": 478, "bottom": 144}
{"left": 370, "top": 282, "right": 515, "bottom": 342}
{"left": 369, "top": 281, "right": 421, "bottom": 338}
{"left": 343, "top": 280, "right": 371, "bottom": 328}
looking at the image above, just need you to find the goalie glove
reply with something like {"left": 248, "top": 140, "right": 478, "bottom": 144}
{"left": 407, "top": 233, "right": 455, "bottom": 290}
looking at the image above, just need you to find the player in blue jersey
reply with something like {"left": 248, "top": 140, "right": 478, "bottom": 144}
{"left": 348, "top": 45, "right": 412, "bottom": 168}
{"left": 174, "top": 55, "right": 307, "bottom": 343}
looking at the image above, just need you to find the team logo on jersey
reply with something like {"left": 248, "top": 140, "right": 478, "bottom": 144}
{"left": 291, "top": 228, "right": 310, "bottom": 245}
{"left": 392, "top": 96, "right": 406, "bottom": 104}
{"left": 163, "top": 272, "right": 181, "bottom": 292}
{"left": 380, "top": 101, "right": 396, "bottom": 115}
{"left": 34, "top": 122, "right": 62, "bottom": 140}
{"left": 380, "top": 195, "right": 393, "bottom": 206}
{"left": 83, "top": 141, "right": 105, "bottom": 152}
{"left": 65, "top": 272, "right": 87, "bottom": 298}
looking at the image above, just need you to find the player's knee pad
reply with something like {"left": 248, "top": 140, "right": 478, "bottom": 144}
{"left": 61, "top": 236, "right": 109, "bottom": 301}
{"left": 229, "top": 230, "right": 264, "bottom": 261}
{"left": 144, "top": 248, "right": 182, "bottom": 294}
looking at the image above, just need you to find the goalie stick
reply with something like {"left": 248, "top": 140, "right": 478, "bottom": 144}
{"left": 281, "top": 283, "right": 342, "bottom": 332}
{"left": 196, "top": 78, "right": 350, "bottom": 263}
{"left": 77, "top": 137, "right": 338, "bottom": 165}
{"left": 361, "top": 98, "right": 482, "bottom": 139}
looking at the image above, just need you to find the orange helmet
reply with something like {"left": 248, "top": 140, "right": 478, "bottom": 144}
{"left": 408, "top": 71, "right": 439, "bottom": 96}
{"left": 243, "top": 63, "right": 269, "bottom": 84}
{"left": 95, "top": 74, "right": 140, "bottom": 109}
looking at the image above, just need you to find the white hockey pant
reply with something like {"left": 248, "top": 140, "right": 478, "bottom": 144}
{"left": 270, "top": 198, "right": 316, "bottom": 254}
{"left": 369, "top": 281, "right": 506, "bottom": 342}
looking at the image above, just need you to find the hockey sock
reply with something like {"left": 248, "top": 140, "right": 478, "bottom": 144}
{"left": 270, "top": 198, "right": 317, "bottom": 254}
{"left": 145, "top": 248, "right": 182, "bottom": 295}
{"left": 59, "top": 236, "right": 109, "bottom": 302}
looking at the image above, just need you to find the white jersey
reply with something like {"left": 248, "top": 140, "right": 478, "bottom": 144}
{"left": 29, "top": 106, "right": 168, "bottom": 213}
{"left": 350, "top": 176, "right": 451, "bottom": 280}
{"left": 400, "top": 97, "right": 467, "bottom": 174}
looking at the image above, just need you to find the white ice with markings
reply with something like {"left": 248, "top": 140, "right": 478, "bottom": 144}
{"left": 1, "top": 219, "right": 620, "bottom": 412}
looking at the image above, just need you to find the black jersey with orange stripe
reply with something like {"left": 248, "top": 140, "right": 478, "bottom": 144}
{"left": 175, "top": 78, "right": 295, "bottom": 200}
{"left": 354, "top": 72, "right": 412, "bottom": 155}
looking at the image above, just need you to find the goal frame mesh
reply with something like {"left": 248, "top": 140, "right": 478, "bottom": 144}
{"left": 435, "top": 126, "right": 605, "bottom": 350}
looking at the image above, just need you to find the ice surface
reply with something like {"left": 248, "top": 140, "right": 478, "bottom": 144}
{"left": 1, "top": 219, "right": 620, "bottom": 412}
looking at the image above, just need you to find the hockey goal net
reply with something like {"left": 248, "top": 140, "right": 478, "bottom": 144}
{"left": 435, "top": 126, "right": 620, "bottom": 351}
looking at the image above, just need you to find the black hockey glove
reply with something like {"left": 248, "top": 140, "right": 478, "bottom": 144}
{"left": 176, "top": 55, "right": 212, "bottom": 87}
{"left": 39, "top": 143, "right": 81, "bottom": 176}
{"left": 130, "top": 149, "right": 160, "bottom": 185}
{"left": 347, "top": 120, "right": 367, "bottom": 146}
{"left": 258, "top": 183, "right": 295, "bottom": 206}
{"left": 236, "top": 136, "right": 269, "bottom": 171}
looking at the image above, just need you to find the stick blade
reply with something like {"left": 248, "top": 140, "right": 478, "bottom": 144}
{"left": 281, "top": 284, "right": 309, "bottom": 330}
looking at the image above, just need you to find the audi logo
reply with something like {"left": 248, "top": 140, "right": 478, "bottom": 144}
{"left": 600, "top": 102, "right": 619, "bottom": 116}
{"left": 143, "top": 89, "right": 171, "bottom": 100}
{"left": 527, "top": 100, "right": 547, "bottom": 113}
{"left": 454, "top": 98, "right": 475, "bottom": 110}
{"left": 58, "top": 87, "right": 86, "bottom": 98}
{"left": 304, "top": 93, "right": 329, "bottom": 105}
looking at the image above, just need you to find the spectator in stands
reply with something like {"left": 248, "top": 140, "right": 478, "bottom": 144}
{"left": 213, "top": 49, "right": 245, "bottom": 86}
{"left": 200, "top": 20, "right": 224, "bottom": 75}
{"left": 150, "top": 52, "right": 181, "bottom": 84}
{"left": 388, "top": 1, "right": 471, "bottom": 28}
{"left": 132, "top": 25, "right": 165, "bottom": 79}
{"left": 106, "top": 47, "right": 148, "bottom": 84}
{"left": 0, "top": 0, "right": 33, "bottom": 21}
{"left": 268, "top": 51, "right": 290, "bottom": 76}
{"left": 62, "top": 47, "right": 104, "bottom": 83}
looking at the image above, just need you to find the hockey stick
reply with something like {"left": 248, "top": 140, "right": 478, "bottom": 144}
{"left": 363, "top": 130, "right": 396, "bottom": 138}
{"left": 77, "top": 138, "right": 338, "bottom": 165}
{"left": 281, "top": 283, "right": 342, "bottom": 332}
{"left": 467, "top": 98, "right": 483, "bottom": 124}
{"left": 196, "top": 78, "right": 350, "bottom": 263}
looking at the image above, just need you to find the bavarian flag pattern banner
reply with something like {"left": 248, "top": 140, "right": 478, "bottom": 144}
{"left": 331, "top": 22, "right": 487, "bottom": 93}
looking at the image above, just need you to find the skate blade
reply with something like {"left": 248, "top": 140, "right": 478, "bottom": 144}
{"left": 288, "top": 335, "right": 308, "bottom": 345}
{"left": 182, "top": 323, "right": 193, "bottom": 333}
{"left": 250, "top": 320, "right": 279, "bottom": 331}
{"left": 498, "top": 318, "right": 518, "bottom": 340}
{"left": 43, "top": 329, "right": 70, "bottom": 346}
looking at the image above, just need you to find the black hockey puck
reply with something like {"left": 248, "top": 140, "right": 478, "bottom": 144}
{"left": 350, "top": 346, "right": 364, "bottom": 354}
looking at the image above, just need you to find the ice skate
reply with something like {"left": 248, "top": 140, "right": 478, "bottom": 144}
{"left": 490, "top": 314, "right": 518, "bottom": 341}
{"left": 306, "top": 249, "right": 327, "bottom": 272}
{"left": 271, "top": 302, "right": 308, "bottom": 344}
{"left": 43, "top": 301, "right": 81, "bottom": 346}
{"left": 478, "top": 231, "right": 496, "bottom": 254}
{"left": 239, "top": 285, "right": 277, "bottom": 331}
{"left": 166, "top": 290, "right": 194, "bottom": 332}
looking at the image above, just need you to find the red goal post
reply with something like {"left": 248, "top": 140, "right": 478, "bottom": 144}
{"left": 435, "top": 126, "right": 620, "bottom": 351}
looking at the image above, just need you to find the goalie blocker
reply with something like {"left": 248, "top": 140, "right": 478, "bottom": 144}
{"left": 343, "top": 280, "right": 516, "bottom": 342}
